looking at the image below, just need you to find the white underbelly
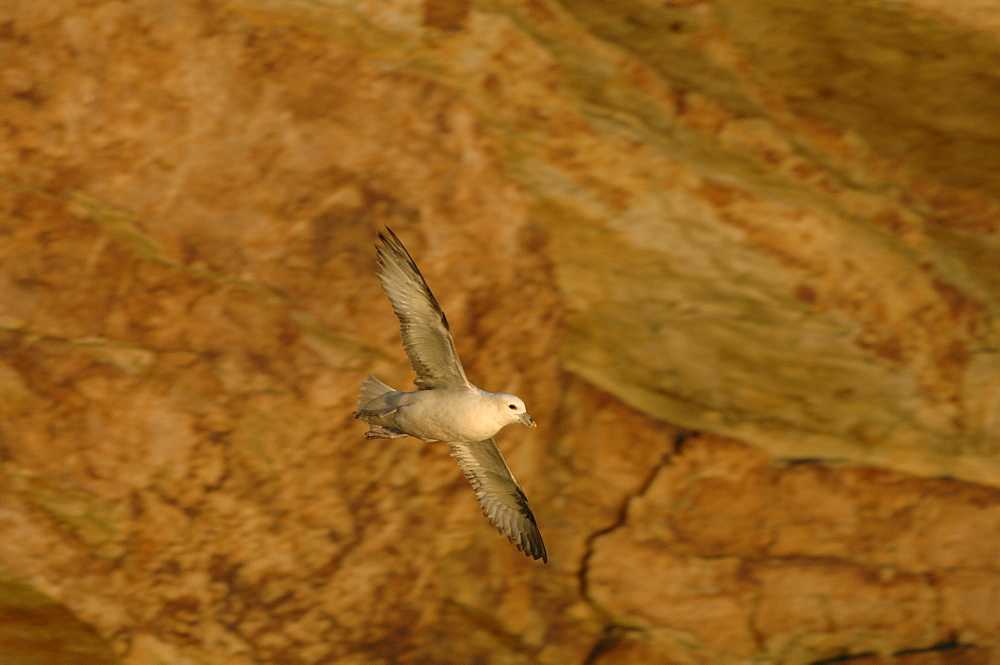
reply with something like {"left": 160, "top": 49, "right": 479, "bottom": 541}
{"left": 393, "top": 391, "right": 498, "bottom": 443}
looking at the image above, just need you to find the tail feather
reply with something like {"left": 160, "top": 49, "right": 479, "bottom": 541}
{"left": 357, "top": 374, "right": 394, "bottom": 410}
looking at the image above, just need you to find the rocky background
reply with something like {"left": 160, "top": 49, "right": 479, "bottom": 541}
{"left": 1, "top": 1, "right": 999, "bottom": 664}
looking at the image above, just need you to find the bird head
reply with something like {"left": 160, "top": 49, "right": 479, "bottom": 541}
{"left": 495, "top": 393, "right": 536, "bottom": 430}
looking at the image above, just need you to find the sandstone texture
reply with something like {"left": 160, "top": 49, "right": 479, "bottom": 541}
{"left": 1, "top": 1, "right": 998, "bottom": 664}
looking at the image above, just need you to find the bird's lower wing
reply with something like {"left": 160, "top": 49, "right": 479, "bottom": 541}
{"left": 447, "top": 439, "right": 547, "bottom": 562}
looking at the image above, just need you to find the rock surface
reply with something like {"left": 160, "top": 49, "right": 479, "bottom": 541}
{"left": 1, "top": 0, "right": 998, "bottom": 664}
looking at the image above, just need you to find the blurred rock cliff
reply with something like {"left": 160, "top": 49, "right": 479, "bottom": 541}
{"left": 1, "top": 1, "right": 998, "bottom": 663}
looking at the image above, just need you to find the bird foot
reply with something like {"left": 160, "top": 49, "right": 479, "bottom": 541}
{"left": 364, "top": 425, "right": 409, "bottom": 440}
{"left": 354, "top": 407, "right": 398, "bottom": 419}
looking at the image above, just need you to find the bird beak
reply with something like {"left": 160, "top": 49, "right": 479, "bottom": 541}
{"left": 519, "top": 413, "right": 537, "bottom": 429}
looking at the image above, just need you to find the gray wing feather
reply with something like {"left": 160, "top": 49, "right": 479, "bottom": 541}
{"left": 448, "top": 439, "right": 547, "bottom": 562}
{"left": 376, "top": 229, "right": 470, "bottom": 390}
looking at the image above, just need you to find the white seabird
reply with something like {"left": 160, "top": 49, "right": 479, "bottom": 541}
{"left": 355, "top": 228, "right": 547, "bottom": 563}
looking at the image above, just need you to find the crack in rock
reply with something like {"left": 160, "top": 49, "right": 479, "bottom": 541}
{"left": 810, "top": 639, "right": 967, "bottom": 664}
{"left": 576, "top": 432, "right": 697, "bottom": 663}
{"left": 578, "top": 431, "right": 695, "bottom": 606}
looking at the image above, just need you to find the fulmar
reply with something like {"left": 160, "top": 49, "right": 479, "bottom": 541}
{"left": 355, "top": 228, "right": 547, "bottom": 563}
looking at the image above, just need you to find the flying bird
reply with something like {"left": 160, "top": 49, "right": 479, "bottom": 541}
{"left": 355, "top": 228, "right": 547, "bottom": 562}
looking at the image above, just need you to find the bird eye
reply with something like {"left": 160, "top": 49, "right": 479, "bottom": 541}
{"left": 509, "top": 404, "right": 517, "bottom": 410}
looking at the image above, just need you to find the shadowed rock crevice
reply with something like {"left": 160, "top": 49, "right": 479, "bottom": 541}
{"left": 578, "top": 433, "right": 686, "bottom": 618}
{"left": 810, "top": 639, "right": 977, "bottom": 665}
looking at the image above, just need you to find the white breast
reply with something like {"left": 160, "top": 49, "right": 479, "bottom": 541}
{"left": 394, "top": 389, "right": 503, "bottom": 443}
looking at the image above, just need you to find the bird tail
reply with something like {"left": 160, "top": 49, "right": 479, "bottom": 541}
{"left": 357, "top": 374, "right": 395, "bottom": 410}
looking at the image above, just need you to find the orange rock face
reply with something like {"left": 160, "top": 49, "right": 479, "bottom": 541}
{"left": 1, "top": 1, "right": 999, "bottom": 664}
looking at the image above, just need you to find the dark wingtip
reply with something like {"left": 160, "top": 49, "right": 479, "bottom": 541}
{"left": 376, "top": 226, "right": 404, "bottom": 252}
{"left": 523, "top": 536, "right": 547, "bottom": 563}
{"left": 374, "top": 226, "right": 414, "bottom": 267}
{"left": 375, "top": 226, "right": 400, "bottom": 257}
{"left": 491, "top": 520, "right": 547, "bottom": 563}
{"left": 510, "top": 488, "right": 546, "bottom": 562}
{"left": 532, "top": 528, "right": 548, "bottom": 563}
{"left": 373, "top": 225, "right": 451, "bottom": 332}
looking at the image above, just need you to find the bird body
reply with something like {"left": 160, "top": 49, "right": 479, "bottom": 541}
{"left": 354, "top": 229, "right": 547, "bottom": 562}
{"left": 358, "top": 385, "right": 534, "bottom": 444}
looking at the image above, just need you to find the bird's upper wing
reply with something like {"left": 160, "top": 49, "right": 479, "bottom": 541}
{"left": 447, "top": 438, "right": 547, "bottom": 562}
{"left": 376, "top": 229, "right": 470, "bottom": 390}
